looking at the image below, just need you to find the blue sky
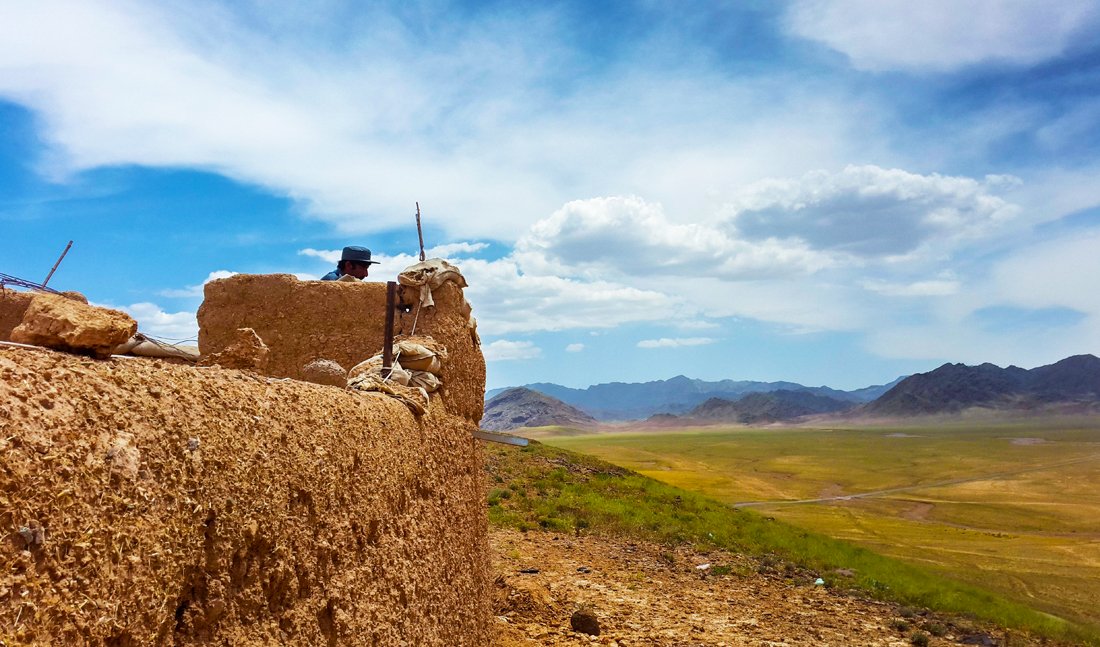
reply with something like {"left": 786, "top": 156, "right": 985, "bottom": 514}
{"left": 2, "top": 0, "right": 1099, "bottom": 391}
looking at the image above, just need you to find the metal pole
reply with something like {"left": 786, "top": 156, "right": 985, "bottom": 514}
{"left": 42, "top": 240, "right": 73, "bottom": 287}
{"left": 381, "top": 281, "right": 397, "bottom": 379}
{"left": 415, "top": 202, "right": 426, "bottom": 262}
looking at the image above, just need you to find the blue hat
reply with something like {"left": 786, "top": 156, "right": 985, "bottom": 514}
{"left": 341, "top": 246, "right": 380, "bottom": 264}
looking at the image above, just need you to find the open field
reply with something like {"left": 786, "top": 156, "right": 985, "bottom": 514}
{"left": 537, "top": 418, "right": 1100, "bottom": 630}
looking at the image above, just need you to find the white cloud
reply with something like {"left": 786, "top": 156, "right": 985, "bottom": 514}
{"left": 565, "top": 343, "right": 584, "bottom": 353}
{"left": 298, "top": 248, "right": 341, "bottom": 264}
{"left": 860, "top": 278, "right": 960, "bottom": 297}
{"left": 482, "top": 340, "right": 541, "bottom": 362}
{"left": 461, "top": 256, "right": 678, "bottom": 335}
{"left": 158, "top": 270, "right": 238, "bottom": 298}
{"left": 786, "top": 0, "right": 1100, "bottom": 72}
{"left": 637, "top": 337, "right": 715, "bottom": 349}
{"left": 721, "top": 166, "right": 1020, "bottom": 257}
{"left": 0, "top": 1, "right": 888, "bottom": 242}
{"left": 427, "top": 242, "right": 489, "bottom": 257}
{"left": 115, "top": 302, "right": 199, "bottom": 340}
{"left": 516, "top": 196, "right": 838, "bottom": 281}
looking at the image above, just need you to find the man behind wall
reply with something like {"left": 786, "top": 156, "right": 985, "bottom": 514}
{"left": 321, "top": 246, "right": 380, "bottom": 281}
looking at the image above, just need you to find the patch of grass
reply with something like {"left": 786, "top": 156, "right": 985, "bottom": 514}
{"left": 485, "top": 440, "right": 1100, "bottom": 646}
{"left": 545, "top": 422, "right": 1100, "bottom": 631}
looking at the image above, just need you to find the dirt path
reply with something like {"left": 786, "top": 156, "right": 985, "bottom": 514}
{"left": 490, "top": 528, "right": 1028, "bottom": 647}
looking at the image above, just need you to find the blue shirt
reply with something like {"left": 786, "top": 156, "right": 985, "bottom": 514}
{"left": 320, "top": 270, "right": 341, "bottom": 281}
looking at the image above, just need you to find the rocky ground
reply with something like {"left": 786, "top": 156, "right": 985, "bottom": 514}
{"left": 490, "top": 527, "right": 1036, "bottom": 647}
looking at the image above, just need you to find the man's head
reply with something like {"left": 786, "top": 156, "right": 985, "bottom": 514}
{"left": 337, "top": 245, "right": 380, "bottom": 279}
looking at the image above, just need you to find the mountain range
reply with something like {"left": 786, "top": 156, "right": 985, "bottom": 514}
{"left": 482, "top": 354, "right": 1100, "bottom": 430}
{"left": 485, "top": 375, "right": 904, "bottom": 421}
{"left": 865, "top": 354, "right": 1100, "bottom": 416}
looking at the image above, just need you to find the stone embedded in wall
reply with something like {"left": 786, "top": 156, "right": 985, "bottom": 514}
{"left": 9, "top": 292, "right": 137, "bottom": 358}
{"left": 301, "top": 358, "right": 347, "bottom": 387}
{"left": 198, "top": 327, "right": 269, "bottom": 371}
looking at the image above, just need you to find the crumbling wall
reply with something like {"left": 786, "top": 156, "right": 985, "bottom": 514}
{"left": 0, "top": 289, "right": 34, "bottom": 340}
{"left": 0, "top": 346, "right": 491, "bottom": 645}
{"left": 197, "top": 273, "right": 485, "bottom": 423}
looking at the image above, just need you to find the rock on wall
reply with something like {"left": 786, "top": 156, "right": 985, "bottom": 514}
{"left": 0, "top": 346, "right": 491, "bottom": 646}
{"left": 197, "top": 273, "right": 485, "bottom": 424}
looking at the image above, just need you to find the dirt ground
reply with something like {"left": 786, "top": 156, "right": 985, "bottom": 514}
{"left": 490, "top": 527, "right": 1040, "bottom": 647}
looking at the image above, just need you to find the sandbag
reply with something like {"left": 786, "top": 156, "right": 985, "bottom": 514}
{"left": 394, "top": 338, "right": 445, "bottom": 374}
{"left": 348, "top": 355, "right": 411, "bottom": 386}
{"left": 408, "top": 370, "right": 441, "bottom": 393}
{"left": 347, "top": 373, "right": 428, "bottom": 415}
{"left": 114, "top": 334, "right": 200, "bottom": 361}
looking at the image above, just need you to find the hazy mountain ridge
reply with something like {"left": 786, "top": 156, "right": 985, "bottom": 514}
{"left": 486, "top": 375, "right": 904, "bottom": 421}
{"left": 685, "top": 390, "right": 856, "bottom": 424}
{"left": 480, "top": 387, "right": 597, "bottom": 431}
{"left": 865, "top": 354, "right": 1100, "bottom": 416}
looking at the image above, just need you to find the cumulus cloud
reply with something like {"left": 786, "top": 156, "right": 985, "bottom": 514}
{"left": 785, "top": 0, "right": 1100, "bottom": 71}
{"left": 461, "top": 256, "right": 678, "bottom": 335}
{"left": 115, "top": 302, "right": 199, "bottom": 340}
{"left": 482, "top": 340, "right": 542, "bottom": 361}
{"left": 721, "top": 166, "right": 1020, "bottom": 257}
{"left": 516, "top": 196, "right": 838, "bottom": 281}
{"left": 637, "top": 337, "right": 715, "bottom": 349}
{"left": 565, "top": 343, "right": 585, "bottom": 353}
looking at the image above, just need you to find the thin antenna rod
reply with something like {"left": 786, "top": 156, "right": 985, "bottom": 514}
{"left": 42, "top": 240, "right": 73, "bottom": 287}
{"left": 415, "top": 202, "right": 426, "bottom": 262}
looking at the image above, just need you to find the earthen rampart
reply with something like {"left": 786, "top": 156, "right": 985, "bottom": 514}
{"left": 197, "top": 274, "right": 485, "bottom": 423}
{"left": 1, "top": 271, "right": 491, "bottom": 645}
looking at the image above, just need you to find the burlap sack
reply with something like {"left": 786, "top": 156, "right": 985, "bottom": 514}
{"left": 347, "top": 355, "right": 411, "bottom": 386}
{"left": 408, "top": 370, "right": 441, "bottom": 393}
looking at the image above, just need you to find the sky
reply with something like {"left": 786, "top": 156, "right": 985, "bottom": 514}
{"left": 2, "top": 0, "right": 1100, "bottom": 391}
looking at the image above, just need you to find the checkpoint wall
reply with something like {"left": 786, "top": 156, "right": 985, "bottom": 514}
{"left": 1, "top": 272, "right": 492, "bottom": 645}
{"left": 197, "top": 274, "right": 485, "bottom": 423}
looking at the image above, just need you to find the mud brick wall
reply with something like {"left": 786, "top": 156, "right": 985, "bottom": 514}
{"left": 0, "top": 346, "right": 491, "bottom": 645}
{"left": 197, "top": 274, "right": 485, "bottom": 423}
{"left": 0, "top": 289, "right": 34, "bottom": 341}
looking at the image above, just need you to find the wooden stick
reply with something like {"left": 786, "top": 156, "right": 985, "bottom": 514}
{"left": 381, "top": 281, "right": 397, "bottom": 379}
{"left": 42, "top": 240, "right": 73, "bottom": 287}
{"left": 415, "top": 202, "right": 426, "bottom": 262}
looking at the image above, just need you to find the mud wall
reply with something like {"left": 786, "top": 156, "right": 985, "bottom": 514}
{"left": 197, "top": 274, "right": 485, "bottom": 423}
{"left": 0, "top": 346, "right": 491, "bottom": 645}
{"left": 0, "top": 289, "right": 33, "bottom": 341}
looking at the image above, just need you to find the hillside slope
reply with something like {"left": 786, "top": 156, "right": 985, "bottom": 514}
{"left": 484, "top": 442, "right": 1091, "bottom": 646}
{"left": 481, "top": 387, "right": 597, "bottom": 431}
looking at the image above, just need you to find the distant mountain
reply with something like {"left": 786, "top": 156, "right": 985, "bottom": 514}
{"left": 480, "top": 387, "right": 598, "bottom": 431}
{"left": 687, "top": 390, "right": 856, "bottom": 424}
{"left": 864, "top": 354, "right": 1100, "bottom": 416}
{"left": 486, "top": 375, "right": 904, "bottom": 421}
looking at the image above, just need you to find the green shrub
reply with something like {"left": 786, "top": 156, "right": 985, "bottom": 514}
{"left": 925, "top": 622, "right": 947, "bottom": 637}
{"left": 910, "top": 631, "right": 929, "bottom": 647}
{"left": 890, "top": 619, "right": 911, "bottom": 632}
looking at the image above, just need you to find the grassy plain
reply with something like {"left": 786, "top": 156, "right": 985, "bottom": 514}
{"left": 538, "top": 419, "right": 1100, "bottom": 631}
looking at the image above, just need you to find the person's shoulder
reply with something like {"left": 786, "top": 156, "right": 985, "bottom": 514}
{"left": 320, "top": 270, "right": 340, "bottom": 281}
